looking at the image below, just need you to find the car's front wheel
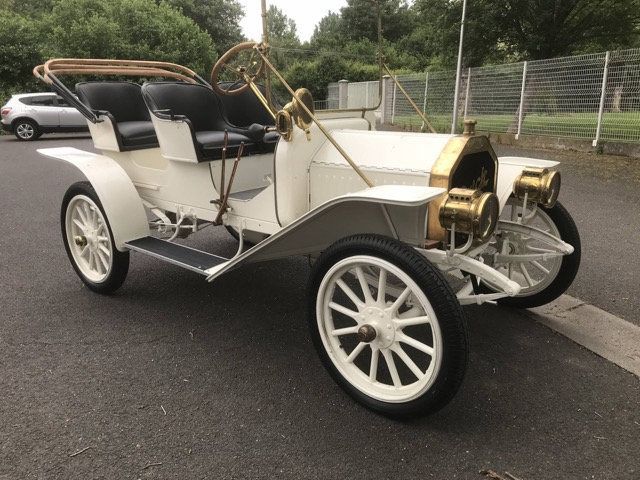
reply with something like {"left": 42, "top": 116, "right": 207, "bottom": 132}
{"left": 61, "top": 182, "right": 129, "bottom": 294}
{"left": 482, "top": 198, "right": 581, "bottom": 308}
{"left": 13, "top": 119, "right": 41, "bottom": 141}
{"left": 308, "top": 234, "right": 468, "bottom": 417}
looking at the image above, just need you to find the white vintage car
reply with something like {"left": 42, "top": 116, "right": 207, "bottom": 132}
{"left": 32, "top": 41, "right": 580, "bottom": 417}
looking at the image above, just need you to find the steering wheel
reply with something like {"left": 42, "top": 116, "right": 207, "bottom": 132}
{"left": 211, "top": 42, "right": 266, "bottom": 96}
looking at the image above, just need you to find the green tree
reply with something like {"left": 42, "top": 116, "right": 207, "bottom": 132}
{"left": 0, "top": 11, "right": 42, "bottom": 99}
{"left": 407, "top": 0, "right": 504, "bottom": 70}
{"left": 43, "top": 0, "right": 215, "bottom": 73}
{"left": 493, "top": 0, "right": 640, "bottom": 59}
{"left": 309, "top": 12, "right": 343, "bottom": 50}
{"left": 165, "top": 0, "right": 244, "bottom": 55}
{"left": 267, "top": 5, "right": 300, "bottom": 49}
{"left": 340, "top": 0, "right": 414, "bottom": 43}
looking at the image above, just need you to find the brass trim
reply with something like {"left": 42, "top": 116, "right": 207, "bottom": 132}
{"left": 275, "top": 109, "right": 293, "bottom": 141}
{"left": 439, "top": 188, "right": 499, "bottom": 242}
{"left": 427, "top": 135, "right": 499, "bottom": 241}
{"left": 35, "top": 58, "right": 201, "bottom": 84}
{"left": 513, "top": 168, "right": 561, "bottom": 208}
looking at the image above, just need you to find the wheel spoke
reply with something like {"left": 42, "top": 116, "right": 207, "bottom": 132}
{"left": 328, "top": 301, "right": 359, "bottom": 320}
{"left": 79, "top": 245, "right": 90, "bottom": 258}
{"left": 528, "top": 246, "right": 557, "bottom": 254}
{"left": 355, "top": 267, "right": 374, "bottom": 303}
{"left": 377, "top": 268, "right": 387, "bottom": 304}
{"left": 389, "top": 286, "right": 412, "bottom": 313}
{"left": 331, "top": 326, "right": 359, "bottom": 337}
{"left": 97, "top": 236, "right": 109, "bottom": 244}
{"left": 346, "top": 342, "right": 366, "bottom": 363}
{"left": 369, "top": 347, "right": 379, "bottom": 381}
{"left": 398, "top": 333, "right": 434, "bottom": 356}
{"left": 336, "top": 278, "right": 363, "bottom": 308}
{"left": 72, "top": 218, "right": 85, "bottom": 231}
{"left": 398, "top": 306, "right": 422, "bottom": 319}
{"left": 530, "top": 260, "right": 550, "bottom": 275}
{"left": 90, "top": 207, "right": 97, "bottom": 227}
{"left": 393, "top": 344, "right": 424, "bottom": 380}
{"left": 381, "top": 349, "right": 401, "bottom": 387}
{"left": 96, "top": 250, "right": 109, "bottom": 272}
{"left": 88, "top": 250, "right": 95, "bottom": 271}
{"left": 519, "top": 263, "right": 534, "bottom": 287}
{"left": 98, "top": 244, "right": 110, "bottom": 256}
{"left": 76, "top": 205, "right": 88, "bottom": 224}
{"left": 394, "top": 316, "right": 430, "bottom": 328}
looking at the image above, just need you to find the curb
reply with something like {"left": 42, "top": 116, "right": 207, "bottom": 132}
{"left": 524, "top": 295, "right": 640, "bottom": 377}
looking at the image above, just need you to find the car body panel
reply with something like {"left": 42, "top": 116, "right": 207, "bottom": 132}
{"left": 36, "top": 147, "right": 149, "bottom": 251}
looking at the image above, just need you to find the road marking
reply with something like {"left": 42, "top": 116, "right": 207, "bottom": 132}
{"left": 525, "top": 295, "right": 640, "bottom": 377}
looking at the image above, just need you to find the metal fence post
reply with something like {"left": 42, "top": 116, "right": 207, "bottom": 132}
{"left": 463, "top": 67, "right": 471, "bottom": 118}
{"left": 391, "top": 80, "right": 398, "bottom": 125}
{"left": 421, "top": 72, "right": 429, "bottom": 131}
{"left": 593, "top": 51, "right": 611, "bottom": 147}
{"left": 338, "top": 79, "right": 349, "bottom": 109}
{"left": 516, "top": 61, "right": 528, "bottom": 140}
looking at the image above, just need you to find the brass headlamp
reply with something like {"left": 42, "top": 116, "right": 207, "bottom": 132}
{"left": 439, "top": 188, "right": 499, "bottom": 242}
{"left": 513, "top": 168, "right": 560, "bottom": 208}
{"left": 275, "top": 88, "right": 315, "bottom": 141}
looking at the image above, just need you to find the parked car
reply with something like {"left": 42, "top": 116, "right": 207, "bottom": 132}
{"left": 30, "top": 51, "right": 581, "bottom": 418}
{"left": 1, "top": 92, "right": 88, "bottom": 141}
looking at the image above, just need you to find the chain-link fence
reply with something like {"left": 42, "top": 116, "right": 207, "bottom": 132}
{"left": 321, "top": 48, "right": 640, "bottom": 144}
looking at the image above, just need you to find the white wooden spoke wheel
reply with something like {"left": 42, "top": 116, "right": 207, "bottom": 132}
{"left": 309, "top": 235, "right": 468, "bottom": 417}
{"left": 61, "top": 182, "right": 129, "bottom": 294}
{"left": 482, "top": 198, "right": 581, "bottom": 308}
{"left": 65, "top": 195, "right": 113, "bottom": 283}
{"left": 317, "top": 255, "right": 443, "bottom": 403}
{"left": 494, "top": 197, "right": 564, "bottom": 296}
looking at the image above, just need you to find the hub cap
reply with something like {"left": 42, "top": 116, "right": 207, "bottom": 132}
{"left": 16, "top": 123, "right": 34, "bottom": 140}
{"left": 317, "top": 256, "right": 443, "bottom": 403}
{"left": 65, "top": 195, "right": 113, "bottom": 283}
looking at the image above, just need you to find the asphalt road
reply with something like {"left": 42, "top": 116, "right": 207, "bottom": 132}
{"left": 0, "top": 135, "right": 638, "bottom": 479}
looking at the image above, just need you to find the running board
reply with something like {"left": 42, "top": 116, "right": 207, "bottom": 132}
{"left": 125, "top": 236, "right": 228, "bottom": 275}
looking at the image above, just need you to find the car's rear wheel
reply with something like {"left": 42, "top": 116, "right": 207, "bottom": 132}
{"left": 308, "top": 234, "right": 468, "bottom": 418}
{"left": 61, "top": 182, "right": 129, "bottom": 294}
{"left": 13, "top": 119, "right": 40, "bottom": 141}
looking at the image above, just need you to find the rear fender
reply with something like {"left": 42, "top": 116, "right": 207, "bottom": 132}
{"left": 38, "top": 147, "right": 149, "bottom": 251}
{"left": 496, "top": 156, "right": 560, "bottom": 209}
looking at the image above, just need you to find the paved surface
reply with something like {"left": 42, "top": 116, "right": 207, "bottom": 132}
{"left": 0, "top": 135, "right": 639, "bottom": 479}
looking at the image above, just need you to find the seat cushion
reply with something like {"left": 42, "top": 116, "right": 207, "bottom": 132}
{"left": 195, "top": 131, "right": 257, "bottom": 160}
{"left": 117, "top": 121, "right": 158, "bottom": 148}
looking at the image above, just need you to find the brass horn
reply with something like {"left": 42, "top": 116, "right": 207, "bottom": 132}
{"left": 275, "top": 88, "right": 315, "bottom": 141}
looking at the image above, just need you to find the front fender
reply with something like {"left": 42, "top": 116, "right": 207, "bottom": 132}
{"left": 37, "top": 147, "right": 149, "bottom": 251}
{"left": 496, "top": 156, "right": 560, "bottom": 210}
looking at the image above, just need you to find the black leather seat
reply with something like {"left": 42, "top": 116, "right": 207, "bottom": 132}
{"left": 142, "top": 82, "right": 274, "bottom": 162}
{"left": 217, "top": 82, "right": 280, "bottom": 144}
{"left": 76, "top": 82, "right": 158, "bottom": 150}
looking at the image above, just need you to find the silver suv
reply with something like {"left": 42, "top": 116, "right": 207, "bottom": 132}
{"left": 1, "top": 93, "right": 88, "bottom": 141}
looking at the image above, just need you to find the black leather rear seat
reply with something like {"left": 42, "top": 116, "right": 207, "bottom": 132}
{"left": 142, "top": 82, "right": 274, "bottom": 162}
{"left": 76, "top": 82, "right": 158, "bottom": 150}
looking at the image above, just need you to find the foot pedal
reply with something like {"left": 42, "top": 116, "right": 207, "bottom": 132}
{"left": 125, "top": 236, "right": 228, "bottom": 275}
